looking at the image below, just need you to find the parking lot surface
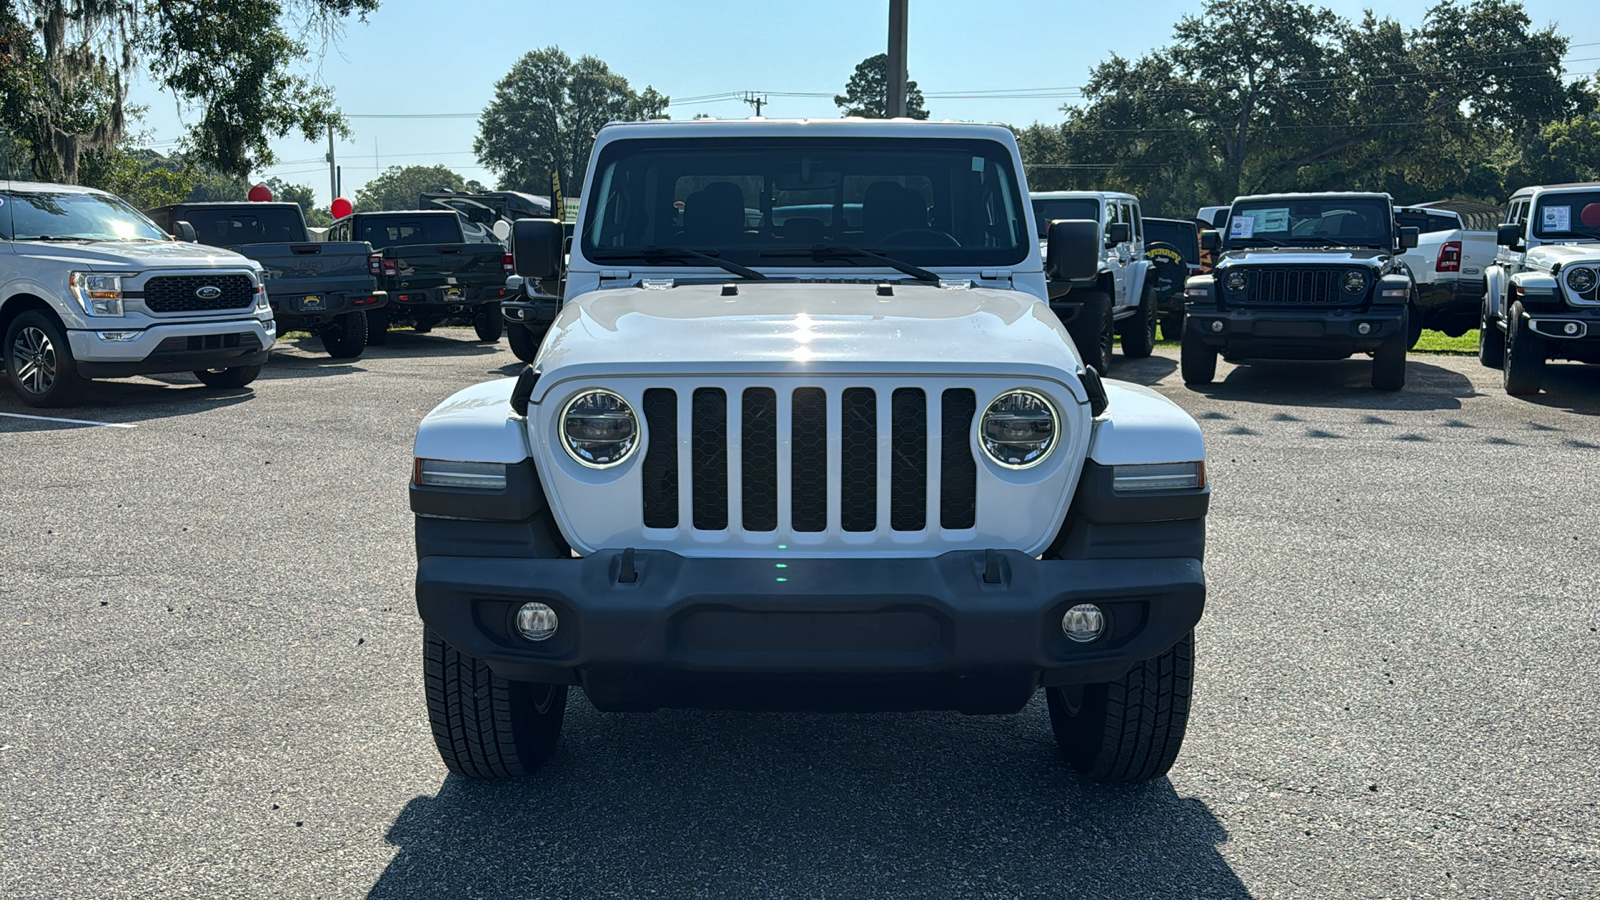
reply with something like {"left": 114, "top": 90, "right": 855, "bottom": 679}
{"left": 3, "top": 332, "right": 1599, "bottom": 898}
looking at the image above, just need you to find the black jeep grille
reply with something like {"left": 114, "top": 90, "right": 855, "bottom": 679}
{"left": 143, "top": 275, "right": 255, "bottom": 313}
{"left": 1234, "top": 267, "right": 1362, "bottom": 307}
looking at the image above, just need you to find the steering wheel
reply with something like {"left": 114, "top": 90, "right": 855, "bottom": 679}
{"left": 876, "top": 228, "right": 961, "bottom": 248}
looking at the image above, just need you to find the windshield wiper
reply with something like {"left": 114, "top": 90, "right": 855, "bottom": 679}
{"left": 1230, "top": 236, "right": 1290, "bottom": 248}
{"left": 23, "top": 235, "right": 98, "bottom": 243}
{"left": 591, "top": 247, "right": 766, "bottom": 280}
{"left": 760, "top": 244, "right": 940, "bottom": 283}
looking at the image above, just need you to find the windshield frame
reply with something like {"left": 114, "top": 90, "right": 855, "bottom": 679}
{"left": 1, "top": 189, "right": 170, "bottom": 242}
{"left": 1224, "top": 197, "right": 1395, "bottom": 251}
{"left": 577, "top": 136, "right": 1032, "bottom": 271}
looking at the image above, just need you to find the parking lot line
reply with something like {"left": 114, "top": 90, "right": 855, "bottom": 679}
{"left": 0, "top": 412, "right": 136, "bottom": 429}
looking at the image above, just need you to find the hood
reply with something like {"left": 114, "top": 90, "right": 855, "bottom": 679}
{"left": 536, "top": 281, "right": 1081, "bottom": 379}
{"left": 15, "top": 239, "right": 259, "bottom": 271}
{"left": 1217, "top": 247, "right": 1389, "bottom": 267}
{"left": 1527, "top": 242, "right": 1600, "bottom": 268}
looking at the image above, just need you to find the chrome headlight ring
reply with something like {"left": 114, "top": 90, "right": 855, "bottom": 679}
{"left": 979, "top": 389, "right": 1061, "bottom": 469}
{"left": 559, "top": 388, "right": 640, "bottom": 468}
{"left": 1565, "top": 266, "right": 1596, "bottom": 294}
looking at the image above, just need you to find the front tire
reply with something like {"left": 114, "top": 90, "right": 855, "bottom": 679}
{"left": 507, "top": 323, "right": 545, "bottom": 362}
{"left": 1478, "top": 297, "right": 1504, "bottom": 369}
{"left": 319, "top": 310, "right": 368, "bottom": 359}
{"left": 1066, "top": 290, "right": 1114, "bottom": 374}
{"left": 193, "top": 365, "right": 262, "bottom": 389}
{"left": 6, "top": 310, "right": 81, "bottom": 407}
{"left": 1371, "top": 308, "right": 1408, "bottom": 391}
{"left": 423, "top": 628, "right": 567, "bottom": 778}
{"left": 474, "top": 307, "right": 505, "bottom": 342}
{"left": 1503, "top": 301, "right": 1545, "bottom": 396}
{"left": 1047, "top": 631, "right": 1194, "bottom": 783}
{"left": 1160, "top": 312, "right": 1185, "bottom": 342}
{"left": 1180, "top": 323, "right": 1218, "bottom": 385}
{"left": 1120, "top": 289, "right": 1157, "bottom": 359}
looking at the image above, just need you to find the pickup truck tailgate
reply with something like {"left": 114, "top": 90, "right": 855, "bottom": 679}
{"left": 385, "top": 244, "right": 506, "bottom": 288}
{"left": 236, "top": 241, "right": 376, "bottom": 295}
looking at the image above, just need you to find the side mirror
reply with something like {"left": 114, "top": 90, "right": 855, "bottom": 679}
{"left": 511, "top": 218, "right": 564, "bottom": 280}
{"left": 1046, "top": 219, "right": 1101, "bottom": 281}
{"left": 1211, "top": 209, "right": 1231, "bottom": 230}
{"left": 1199, "top": 230, "right": 1221, "bottom": 252}
{"left": 1496, "top": 223, "right": 1523, "bottom": 248}
{"left": 174, "top": 221, "right": 197, "bottom": 242}
{"left": 1398, "top": 226, "right": 1419, "bottom": 250}
{"left": 1106, "top": 222, "right": 1132, "bottom": 247}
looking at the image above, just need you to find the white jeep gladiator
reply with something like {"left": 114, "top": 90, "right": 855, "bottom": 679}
{"left": 409, "top": 119, "right": 1209, "bottom": 784}
{"left": 1029, "top": 190, "right": 1156, "bottom": 372}
{"left": 1480, "top": 182, "right": 1600, "bottom": 395}
{"left": 1, "top": 182, "right": 273, "bottom": 406}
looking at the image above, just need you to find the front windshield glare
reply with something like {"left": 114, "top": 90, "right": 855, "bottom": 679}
{"left": 1, "top": 190, "right": 170, "bottom": 242}
{"left": 1225, "top": 199, "right": 1393, "bottom": 248}
{"left": 1533, "top": 192, "right": 1600, "bottom": 238}
{"left": 581, "top": 137, "right": 1030, "bottom": 268}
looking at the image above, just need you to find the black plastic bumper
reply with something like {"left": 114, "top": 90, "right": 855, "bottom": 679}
{"left": 416, "top": 550, "right": 1205, "bottom": 714}
{"left": 501, "top": 295, "right": 560, "bottom": 326}
{"left": 1185, "top": 304, "right": 1404, "bottom": 360}
{"left": 268, "top": 290, "right": 386, "bottom": 328}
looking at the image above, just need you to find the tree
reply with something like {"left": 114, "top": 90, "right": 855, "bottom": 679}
{"left": 474, "top": 47, "right": 668, "bottom": 194}
{"left": 834, "top": 54, "right": 929, "bottom": 119}
{"left": 353, "top": 164, "right": 468, "bottom": 212}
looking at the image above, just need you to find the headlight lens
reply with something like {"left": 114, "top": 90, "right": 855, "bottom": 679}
{"left": 561, "top": 389, "right": 639, "bottom": 467}
{"left": 1342, "top": 269, "right": 1369, "bottom": 294}
{"left": 414, "top": 459, "right": 508, "bottom": 490}
{"left": 980, "top": 390, "right": 1059, "bottom": 469}
{"left": 1566, "top": 266, "right": 1596, "bottom": 293}
{"left": 1222, "top": 269, "right": 1248, "bottom": 293}
{"left": 71, "top": 273, "right": 124, "bottom": 316}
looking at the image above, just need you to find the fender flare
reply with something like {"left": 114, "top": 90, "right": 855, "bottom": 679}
{"left": 1126, "top": 259, "right": 1152, "bottom": 309}
{"left": 1088, "top": 380, "right": 1205, "bottom": 466}
{"left": 414, "top": 377, "right": 532, "bottom": 464}
{"left": 1483, "top": 264, "right": 1509, "bottom": 320}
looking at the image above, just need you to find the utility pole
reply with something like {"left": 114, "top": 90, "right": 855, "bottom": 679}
{"left": 326, "top": 124, "right": 337, "bottom": 202}
{"left": 742, "top": 91, "right": 768, "bottom": 116}
{"left": 886, "top": 0, "right": 909, "bottom": 118}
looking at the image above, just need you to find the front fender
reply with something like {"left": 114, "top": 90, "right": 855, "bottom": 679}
{"left": 1484, "top": 264, "right": 1509, "bottom": 319}
{"left": 1509, "top": 270, "right": 1560, "bottom": 302}
{"left": 1089, "top": 381, "right": 1205, "bottom": 466}
{"left": 1127, "top": 259, "right": 1152, "bottom": 307}
{"left": 414, "top": 377, "right": 532, "bottom": 464}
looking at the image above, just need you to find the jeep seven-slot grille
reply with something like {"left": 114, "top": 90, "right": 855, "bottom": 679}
{"left": 1237, "top": 268, "right": 1358, "bottom": 307}
{"left": 643, "top": 386, "right": 981, "bottom": 535}
{"left": 143, "top": 275, "right": 255, "bottom": 313}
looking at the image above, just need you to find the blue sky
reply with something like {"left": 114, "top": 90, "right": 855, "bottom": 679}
{"left": 124, "top": 0, "right": 1600, "bottom": 205}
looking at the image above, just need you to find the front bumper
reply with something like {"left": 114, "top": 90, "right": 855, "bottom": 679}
{"left": 501, "top": 294, "right": 560, "bottom": 327}
{"left": 417, "top": 550, "right": 1205, "bottom": 714}
{"left": 1185, "top": 303, "right": 1404, "bottom": 360}
{"left": 68, "top": 319, "right": 274, "bottom": 377}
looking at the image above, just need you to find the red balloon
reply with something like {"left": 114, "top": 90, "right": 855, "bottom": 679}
{"left": 331, "top": 197, "right": 353, "bottom": 219}
{"left": 246, "top": 184, "right": 273, "bottom": 202}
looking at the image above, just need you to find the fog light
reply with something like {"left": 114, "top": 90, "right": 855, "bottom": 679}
{"left": 1357, "top": 322, "right": 1371, "bottom": 335}
{"left": 515, "top": 602, "right": 558, "bottom": 642}
{"left": 1061, "top": 604, "right": 1106, "bottom": 643}
{"left": 1210, "top": 320, "right": 1224, "bottom": 333}
{"left": 96, "top": 331, "right": 141, "bottom": 342}
{"left": 1565, "top": 322, "right": 1580, "bottom": 335}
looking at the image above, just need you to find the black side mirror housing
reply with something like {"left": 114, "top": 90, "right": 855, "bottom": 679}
{"left": 1046, "top": 219, "right": 1101, "bottom": 281}
{"left": 1106, "top": 222, "right": 1132, "bottom": 247}
{"left": 1398, "top": 226, "right": 1419, "bottom": 250}
{"left": 1199, "top": 230, "right": 1221, "bottom": 252}
{"left": 1496, "top": 223, "right": 1523, "bottom": 248}
{"left": 174, "top": 220, "right": 197, "bottom": 242}
{"left": 511, "top": 218, "right": 564, "bottom": 280}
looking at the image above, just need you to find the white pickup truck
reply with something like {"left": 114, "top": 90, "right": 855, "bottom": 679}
{"left": 1396, "top": 206, "right": 1495, "bottom": 341}
{"left": 2, "top": 182, "right": 274, "bottom": 406}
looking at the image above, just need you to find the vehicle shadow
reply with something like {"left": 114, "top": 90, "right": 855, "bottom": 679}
{"left": 1184, "top": 358, "right": 1478, "bottom": 411}
{"left": 272, "top": 331, "right": 505, "bottom": 366}
{"left": 1111, "top": 352, "right": 1179, "bottom": 385}
{"left": 366, "top": 702, "right": 1246, "bottom": 899}
{"left": 0, "top": 376, "right": 256, "bottom": 428}
{"left": 1520, "top": 364, "right": 1600, "bottom": 416}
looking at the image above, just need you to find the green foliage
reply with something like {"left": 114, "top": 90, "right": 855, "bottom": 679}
{"left": 834, "top": 54, "right": 929, "bottom": 120}
{"left": 474, "top": 46, "right": 668, "bottom": 194}
{"left": 354, "top": 164, "right": 468, "bottom": 213}
{"left": 75, "top": 146, "right": 317, "bottom": 213}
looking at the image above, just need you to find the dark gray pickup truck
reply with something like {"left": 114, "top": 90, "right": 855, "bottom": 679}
{"left": 146, "top": 202, "right": 385, "bottom": 358}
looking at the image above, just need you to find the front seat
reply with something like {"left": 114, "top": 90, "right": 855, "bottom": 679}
{"left": 681, "top": 182, "right": 746, "bottom": 245}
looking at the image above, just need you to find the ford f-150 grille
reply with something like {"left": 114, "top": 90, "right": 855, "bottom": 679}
{"left": 143, "top": 275, "right": 255, "bottom": 313}
{"left": 641, "top": 386, "right": 980, "bottom": 536}
{"left": 1234, "top": 267, "right": 1361, "bottom": 307}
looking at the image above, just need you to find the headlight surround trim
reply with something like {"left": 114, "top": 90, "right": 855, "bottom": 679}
{"left": 1564, "top": 266, "right": 1596, "bottom": 294}
{"left": 978, "top": 389, "right": 1061, "bottom": 470}
{"left": 1222, "top": 269, "right": 1248, "bottom": 293}
{"left": 559, "top": 388, "right": 640, "bottom": 469}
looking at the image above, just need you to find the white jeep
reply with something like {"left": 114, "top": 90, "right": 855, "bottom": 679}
{"left": 1480, "top": 182, "right": 1600, "bottom": 395}
{"left": 1030, "top": 190, "right": 1157, "bottom": 372}
{"left": 409, "top": 119, "right": 1209, "bottom": 784}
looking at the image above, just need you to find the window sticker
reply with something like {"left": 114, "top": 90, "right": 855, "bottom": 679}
{"left": 1229, "top": 216, "right": 1254, "bottom": 239}
{"left": 1259, "top": 208, "right": 1290, "bottom": 231}
{"left": 1543, "top": 205, "right": 1572, "bottom": 232}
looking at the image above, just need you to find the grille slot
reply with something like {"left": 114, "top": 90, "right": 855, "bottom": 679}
{"left": 691, "top": 388, "right": 728, "bottom": 530}
{"left": 940, "top": 389, "right": 978, "bottom": 529}
{"left": 741, "top": 388, "right": 779, "bottom": 532}
{"left": 641, "top": 389, "right": 679, "bottom": 529}
{"left": 790, "top": 387, "right": 828, "bottom": 532}
{"left": 839, "top": 388, "right": 878, "bottom": 532}
{"left": 1237, "top": 267, "right": 1357, "bottom": 307}
{"left": 143, "top": 275, "right": 255, "bottom": 313}
{"left": 890, "top": 388, "right": 927, "bottom": 532}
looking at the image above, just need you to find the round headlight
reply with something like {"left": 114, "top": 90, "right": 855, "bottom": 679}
{"left": 980, "top": 390, "right": 1060, "bottom": 469}
{"left": 1222, "top": 269, "right": 1248, "bottom": 293}
{"left": 560, "top": 389, "right": 638, "bottom": 467}
{"left": 1342, "top": 269, "right": 1369, "bottom": 294}
{"left": 1566, "top": 266, "right": 1596, "bottom": 293}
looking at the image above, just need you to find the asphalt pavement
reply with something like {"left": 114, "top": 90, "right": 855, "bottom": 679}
{"left": 2, "top": 331, "right": 1598, "bottom": 898}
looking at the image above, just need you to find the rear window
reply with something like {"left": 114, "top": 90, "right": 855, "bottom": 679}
{"left": 1143, "top": 220, "right": 1198, "bottom": 262}
{"left": 1395, "top": 211, "right": 1459, "bottom": 234}
{"left": 1031, "top": 198, "right": 1100, "bottom": 238}
{"left": 184, "top": 208, "right": 306, "bottom": 245}
{"left": 356, "top": 214, "right": 464, "bottom": 247}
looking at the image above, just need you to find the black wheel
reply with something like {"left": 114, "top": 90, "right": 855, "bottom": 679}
{"left": 1503, "top": 301, "right": 1545, "bottom": 396}
{"left": 6, "top": 309, "right": 81, "bottom": 407}
{"left": 1180, "top": 322, "right": 1218, "bottom": 385}
{"left": 1066, "top": 290, "right": 1114, "bottom": 374}
{"left": 365, "top": 308, "right": 389, "bottom": 346}
{"left": 1120, "top": 289, "right": 1157, "bottom": 359}
{"left": 1047, "top": 631, "right": 1194, "bottom": 783}
{"left": 319, "top": 310, "right": 368, "bottom": 359}
{"left": 424, "top": 627, "right": 567, "bottom": 778}
{"left": 193, "top": 365, "right": 262, "bottom": 389}
{"left": 1160, "top": 313, "right": 1185, "bottom": 342}
{"left": 507, "top": 322, "right": 545, "bottom": 362}
{"left": 474, "top": 307, "right": 505, "bottom": 342}
{"left": 1406, "top": 301, "right": 1424, "bottom": 350}
{"left": 1478, "top": 297, "right": 1504, "bottom": 370}
{"left": 1372, "top": 309, "right": 1407, "bottom": 391}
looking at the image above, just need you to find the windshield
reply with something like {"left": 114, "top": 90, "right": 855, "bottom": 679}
{"left": 1532, "top": 192, "right": 1600, "bottom": 239}
{"left": 184, "top": 206, "right": 306, "bottom": 245}
{"left": 1, "top": 190, "right": 168, "bottom": 242}
{"left": 1030, "top": 198, "right": 1101, "bottom": 239}
{"left": 581, "top": 137, "right": 1029, "bottom": 269}
{"left": 358, "top": 213, "right": 466, "bottom": 247}
{"left": 1226, "top": 198, "right": 1393, "bottom": 249}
